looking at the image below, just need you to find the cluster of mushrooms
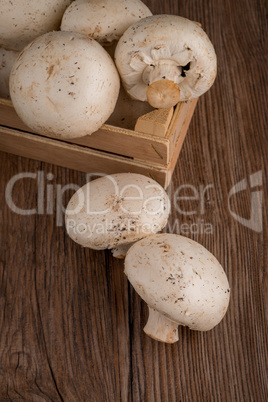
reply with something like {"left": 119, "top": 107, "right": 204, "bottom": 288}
{"left": 1, "top": 0, "right": 217, "bottom": 139}
{"left": 0, "top": 1, "right": 229, "bottom": 343}
{"left": 65, "top": 173, "right": 230, "bottom": 344}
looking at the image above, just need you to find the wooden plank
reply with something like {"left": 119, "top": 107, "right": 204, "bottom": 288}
{"left": 0, "top": 98, "right": 170, "bottom": 164}
{"left": 165, "top": 97, "right": 199, "bottom": 187}
{"left": 70, "top": 125, "right": 170, "bottom": 164}
{"left": 0, "top": 98, "right": 198, "bottom": 188}
{"left": 0, "top": 98, "right": 198, "bottom": 166}
{"left": 0, "top": 155, "right": 131, "bottom": 401}
{"left": 0, "top": 125, "right": 168, "bottom": 187}
{"left": 166, "top": 98, "right": 198, "bottom": 157}
{"left": 134, "top": 107, "right": 174, "bottom": 137}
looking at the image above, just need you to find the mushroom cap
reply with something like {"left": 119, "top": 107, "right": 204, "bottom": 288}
{"left": 0, "top": 0, "right": 72, "bottom": 51}
{"left": 61, "top": 0, "right": 152, "bottom": 45}
{"left": 115, "top": 15, "right": 217, "bottom": 102}
{"left": 9, "top": 31, "right": 120, "bottom": 139}
{"left": 65, "top": 173, "right": 170, "bottom": 250}
{"left": 124, "top": 234, "right": 230, "bottom": 331}
{"left": 0, "top": 47, "right": 19, "bottom": 99}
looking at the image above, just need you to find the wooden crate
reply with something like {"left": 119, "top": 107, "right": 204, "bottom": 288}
{"left": 0, "top": 94, "right": 198, "bottom": 189}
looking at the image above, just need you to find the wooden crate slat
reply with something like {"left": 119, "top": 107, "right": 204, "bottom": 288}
{"left": 0, "top": 97, "right": 198, "bottom": 188}
{"left": 166, "top": 98, "right": 198, "bottom": 187}
{"left": 0, "top": 126, "right": 168, "bottom": 187}
{"left": 0, "top": 98, "right": 170, "bottom": 164}
{"left": 69, "top": 125, "right": 169, "bottom": 164}
{"left": 166, "top": 98, "right": 198, "bottom": 157}
{"left": 0, "top": 98, "right": 198, "bottom": 165}
{"left": 134, "top": 107, "right": 174, "bottom": 137}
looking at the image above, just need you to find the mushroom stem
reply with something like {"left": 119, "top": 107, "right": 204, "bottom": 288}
{"left": 144, "top": 307, "right": 179, "bottom": 343}
{"left": 143, "top": 60, "right": 182, "bottom": 108}
{"left": 146, "top": 79, "right": 181, "bottom": 108}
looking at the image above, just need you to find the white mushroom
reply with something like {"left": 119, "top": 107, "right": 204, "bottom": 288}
{"left": 61, "top": 0, "right": 152, "bottom": 46}
{"left": 0, "top": 0, "right": 72, "bottom": 51}
{"left": 124, "top": 234, "right": 230, "bottom": 343}
{"left": 115, "top": 15, "right": 217, "bottom": 108}
{"left": 65, "top": 173, "right": 170, "bottom": 250}
{"left": 9, "top": 31, "right": 120, "bottom": 139}
{"left": 0, "top": 47, "right": 19, "bottom": 99}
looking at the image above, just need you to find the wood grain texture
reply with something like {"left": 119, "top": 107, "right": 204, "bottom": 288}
{"left": 0, "top": 98, "right": 197, "bottom": 166}
{"left": 135, "top": 107, "right": 174, "bottom": 137}
{"left": 0, "top": 99, "right": 198, "bottom": 189}
{"left": 0, "top": 0, "right": 267, "bottom": 401}
{"left": 0, "top": 126, "right": 168, "bottom": 187}
{"left": 0, "top": 98, "right": 170, "bottom": 165}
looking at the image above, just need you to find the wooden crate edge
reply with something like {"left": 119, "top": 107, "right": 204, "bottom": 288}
{"left": 0, "top": 125, "right": 169, "bottom": 188}
{"left": 0, "top": 97, "right": 171, "bottom": 164}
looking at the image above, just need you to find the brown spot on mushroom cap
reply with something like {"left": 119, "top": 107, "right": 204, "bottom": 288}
{"left": 46, "top": 64, "right": 55, "bottom": 80}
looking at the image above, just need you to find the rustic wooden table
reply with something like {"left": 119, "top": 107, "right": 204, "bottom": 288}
{"left": 0, "top": 0, "right": 267, "bottom": 401}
